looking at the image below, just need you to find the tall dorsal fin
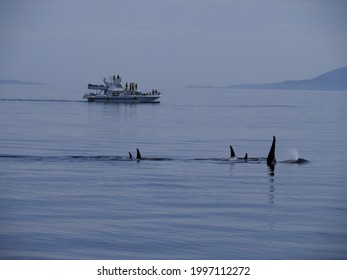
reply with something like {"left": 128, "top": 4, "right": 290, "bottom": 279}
{"left": 244, "top": 153, "right": 248, "bottom": 160}
{"left": 230, "top": 145, "right": 236, "bottom": 158}
{"left": 267, "top": 136, "right": 276, "bottom": 166}
{"left": 136, "top": 148, "right": 142, "bottom": 160}
{"left": 129, "top": 152, "right": 132, "bottom": 159}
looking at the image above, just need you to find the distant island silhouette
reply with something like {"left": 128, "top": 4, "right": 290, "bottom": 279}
{"left": 188, "top": 66, "right": 347, "bottom": 91}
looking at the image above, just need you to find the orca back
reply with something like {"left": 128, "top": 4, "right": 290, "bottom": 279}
{"left": 281, "top": 158, "right": 310, "bottom": 164}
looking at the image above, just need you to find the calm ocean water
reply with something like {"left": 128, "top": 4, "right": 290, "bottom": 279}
{"left": 0, "top": 84, "right": 346, "bottom": 259}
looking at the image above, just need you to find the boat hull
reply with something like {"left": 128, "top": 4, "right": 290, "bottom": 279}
{"left": 85, "top": 95, "right": 160, "bottom": 103}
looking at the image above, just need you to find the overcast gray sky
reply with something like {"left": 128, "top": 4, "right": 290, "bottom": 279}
{"left": 1, "top": 0, "right": 346, "bottom": 89}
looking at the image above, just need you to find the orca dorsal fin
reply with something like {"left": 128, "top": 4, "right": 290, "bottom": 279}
{"left": 230, "top": 145, "right": 236, "bottom": 158}
{"left": 129, "top": 152, "right": 132, "bottom": 159}
{"left": 267, "top": 136, "right": 276, "bottom": 166}
{"left": 136, "top": 148, "right": 142, "bottom": 160}
{"left": 244, "top": 153, "right": 248, "bottom": 160}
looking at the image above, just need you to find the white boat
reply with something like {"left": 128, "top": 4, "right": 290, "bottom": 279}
{"left": 83, "top": 75, "right": 160, "bottom": 103}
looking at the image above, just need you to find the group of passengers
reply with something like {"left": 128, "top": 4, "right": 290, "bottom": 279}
{"left": 142, "top": 89, "right": 161, "bottom": 95}
{"left": 125, "top": 82, "right": 137, "bottom": 92}
{"left": 124, "top": 82, "right": 160, "bottom": 95}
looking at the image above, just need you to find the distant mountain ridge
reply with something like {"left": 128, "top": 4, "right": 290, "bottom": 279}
{"left": 188, "top": 66, "right": 347, "bottom": 91}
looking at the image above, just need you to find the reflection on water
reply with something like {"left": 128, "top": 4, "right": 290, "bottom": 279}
{"left": 268, "top": 177, "right": 275, "bottom": 205}
{"left": 268, "top": 165, "right": 275, "bottom": 177}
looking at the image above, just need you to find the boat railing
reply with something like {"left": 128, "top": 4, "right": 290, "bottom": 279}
{"left": 88, "top": 84, "right": 107, "bottom": 90}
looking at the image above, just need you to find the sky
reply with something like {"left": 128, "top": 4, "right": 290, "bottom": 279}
{"left": 0, "top": 0, "right": 346, "bottom": 89}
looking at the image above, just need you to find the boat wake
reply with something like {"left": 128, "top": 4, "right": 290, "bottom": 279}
{"left": 0, "top": 154, "right": 131, "bottom": 162}
{"left": 0, "top": 98, "right": 82, "bottom": 103}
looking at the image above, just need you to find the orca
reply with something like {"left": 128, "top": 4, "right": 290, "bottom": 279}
{"left": 228, "top": 146, "right": 263, "bottom": 162}
{"left": 266, "top": 136, "right": 309, "bottom": 165}
{"left": 280, "top": 158, "right": 310, "bottom": 164}
{"left": 243, "top": 152, "right": 265, "bottom": 162}
{"left": 267, "top": 136, "right": 277, "bottom": 166}
{"left": 135, "top": 148, "right": 172, "bottom": 161}
{"left": 229, "top": 145, "right": 237, "bottom": 159}
{"left": 222, "top": 145, "right": 244, "bottom": 162}
{"left": 136, "top": 148, "right": 142, "bottom": 160}
{"left": 193, "top": 146, "right": 237, "bottom": 161}
{"left": 227, "top": 136, "right": 308, "bottom": 165}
